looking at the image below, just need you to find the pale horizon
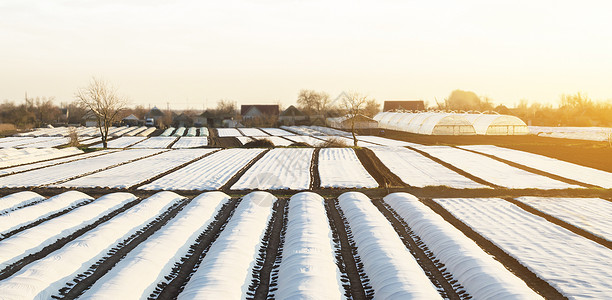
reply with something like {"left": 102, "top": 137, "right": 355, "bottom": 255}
{"left": 2, "top": 0, "right": 612, "bottom": 110}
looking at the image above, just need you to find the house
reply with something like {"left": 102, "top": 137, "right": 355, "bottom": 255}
{"left": 172, "top": 112, "right": 194, "bottom": 128}
{"left": 122, "top": 114, "right": 140, "bottom": 126}
{"left": 83, "top": 111, "right": 99, "bottom": 127}
{"left": 278, "top": 105, "right": 307, "bottom": 125}
{"left": 383, "top": 100, "right": 426, "bottom": 112}
{"left": 240, "top": 104, "right": 279, "bottom": 127}
{"left": 144, "top": 106, "right": 165, "bottom": 127}
{"left": 327, "top": 114, "right": 378, "bottom": 130}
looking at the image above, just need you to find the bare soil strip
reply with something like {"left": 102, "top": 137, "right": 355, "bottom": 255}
{"left": 310, "top": 148, "right": 321, "bottom": 189}
{"left": 0, "top": 197, "right": 142, "bottom": 280}
{"left": 457, "top": 147, "right": 597, "bottom": 188}
{"left": 165, "top": 136, "right": 180, "bottom": 149}
{"left": 419, "top": 198, "right": 567, "bottom": 300}
{"left": 405, "top": 146, "right": 499, "bottom": 188}
{"left": 130, "top": 149, "right": 222, "bottom": 190}
{"left": 267, "top": 199, "right": 289, "bottom": 298}
{"left": 252, "top": 198, "right": 288, "bottom": 299}
{"left": 372, "top": 200, "right": 465, "bottom": 300}
{"left": 219, "top": 148, "right": 271, "bottom": 191}
{"left": 0, "top": 198, "right": 95, "bottom": 242}
{"left": 504, "top": 197, "right": 612, "bottom": 250}
{"left": 154, "top": 198, "right": 240, "bottom": 298}
{"left": 325, "top": 199, "right": 369, "bottom": 300}
{"left": 55, "top": 197, "right": 191, "bottom": 299}
{"left": 354, "top": 147, "right": 404, "bottom": 188}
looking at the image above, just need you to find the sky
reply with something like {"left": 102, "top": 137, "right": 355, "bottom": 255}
{"left": 1, "top": 0, "right": 612, "bottom": 110}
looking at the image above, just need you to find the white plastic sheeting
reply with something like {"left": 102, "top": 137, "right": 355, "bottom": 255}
{"left": 0, "top": 147, "right": 83, "bottom": 169}
{"left": 460, "top": 145, "right": 612, "bottom": 188}
{"left": 179, "top": 192, "right": 277, "bottom": 299}
{"left": 338, "top": 192, "right": 442, "bottom": 299}
{"left": 318, "top": 148, "right": 378, "bottom": 188}
{"left": 516, "top": 197, "right": 612, "bottom": 241}
{"left": 129, "top": 137, "right": 177, "bottom": 149}
{"left": 83, "top": 192, "right": 229, "bottom": 299}
{"left": 171, "top": 137, "right": 209, "bottom": 148}
{"left": 276, "top": 192, "right": 345, "bottom": 299}
{"left": 0, "top": 191, "right": 184, "bottom": 300}
{"left": 91, "top": 136, "right": 146, "bottom": 148}
{"left": 435, "top": 197, "right": 612, "bottom": 299}
{"left": 385, "top": 193, "right": 541, "bottom": 299}
{"left": 0, "top": 191, "right": 45, "bottom": 214}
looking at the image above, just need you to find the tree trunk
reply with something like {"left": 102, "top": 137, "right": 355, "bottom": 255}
{"left": 351, "top": 119, "right": 357, "bottom": 147}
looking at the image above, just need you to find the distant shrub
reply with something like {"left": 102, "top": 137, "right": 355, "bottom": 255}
{"left": 288, "top": 142, "right": 310, "bottom": 147}
{"left": 243, "top": 138, "right": 274, "bottom": 148}
{"left": 319, "top": 137, "right": 348, "bottom": 148}
{"left": 67, "top": 127, "right": 80, "bottom": 147}
{"left": 0, "top": 123, "right": 16, "bottom": 135}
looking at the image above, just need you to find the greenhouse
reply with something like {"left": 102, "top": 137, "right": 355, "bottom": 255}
{"left": 374, "top": 112, "right": 528, "bottom": 135}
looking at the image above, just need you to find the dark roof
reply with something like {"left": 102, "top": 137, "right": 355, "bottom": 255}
{"left": 279, "top": 105, "right": 305, "bottom": 117}
{"left": 147, "top": 106, "right": 165, "bottom": 117}
{"left": 383, "top": 101, "right": 425, "bottom": 112}
{"left": 241, "top": 105, "right": 279, "bottom": 116}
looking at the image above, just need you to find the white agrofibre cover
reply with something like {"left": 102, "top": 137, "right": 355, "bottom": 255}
{"left": 413, "top": 145, "right": 581, "bottom": 189}
{"left": 276, "top": 192, "right": 345, "bottom": 299}
{"left": 516, "top": 197, "right": 612, "bottom": 241}
{"left": 318, "top": 148, "right": 378, "bottom": 188}
{"left": 0, "top": 192, "right": 185, "bottom": 300}
{"left": 179, "top": 192, "right": 277, "bottom": 299}
{"left": 0, "top": 150, "right": 117, "bottom": 177}
{"left": 91, "top": 136, "right": 146, "bottom": 148}
{"left": 0, "top": 191, "right": 45, "bottom": 213}
{"left": 338, "top": 192, "right": 442, "bottom": 299}
{"left": 216, "top": 128, "right": 243, "bottom": 137}
{"left": 0, "top": 193, "right": 137, "bottom": 270}
{"left": 83, "top": 192, "right": 230, "bottom": 299}
{"left": 0, "top": 147, "right": 83, "bottom": 169}
{"left": 171, "top": 137, "right": 209, "bottom": 148}
{"left": 129, "top": 137, "right": 177, "bottom": 148}
{"left": 460, "top": 145, "right": 612, "bottom": 188}
{"left": 384, "top": 193, "right": 541, "bottom": 299}
{"left": 56, "top": 149, "right": 217, "bottom": 189}
{"left": 231, "top": 148, "right": 314, "bottom": 190}
{"left": 140, "top": 148, "right": 265, "bottom": 190}
{"left": 369, "top": 146, "right": 486, "bottom": 188}
{"left": 0, "top": 191, "right": 93, "bottom": 237}
{"left": 0, "top": 149, "right": 164, "bottom": 187}
{"left": 435, "top": 198, "right": 612, "bottom": 299}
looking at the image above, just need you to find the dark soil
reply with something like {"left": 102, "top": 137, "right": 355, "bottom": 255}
{"left": 243, "top": 138, "right": 274, "bottom": 148}
{"left": 353, "top": 147, "right": 404, "bottom": 188}
{"left": 219, "top": 149, "right": 271, "bottom": 191}
{"left": 310, "top": 148, "right": 321, "bottom": 189}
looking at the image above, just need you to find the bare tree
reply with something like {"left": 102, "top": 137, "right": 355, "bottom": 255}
{"left": 75, "top": 78, "right": 128, "bottom": 149}
{"left": 297, "top": 90, "right": 331, "bottom": 116}
{"left": 362, "top": 98, "right": 381, "bottom": 118}
{"left": 341, "top": 92, "right": 369, "bottom": 147}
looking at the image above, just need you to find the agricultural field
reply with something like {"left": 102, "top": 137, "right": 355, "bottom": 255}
{"left": 0, "top": 125, "right": 610, "bottom": 299}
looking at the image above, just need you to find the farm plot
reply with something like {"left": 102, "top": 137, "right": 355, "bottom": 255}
{"left": 129, "top": 137, "right": 177, "bottom": 149}
{"left": 435, "top": 197, "right": 612, "bottom": 299}
{"left": 0, "top": 150, "right": 117, "bottom": 176}
{"left": 338, "top": 192, "right": 442, "bottom": 298}
{"left": 370, "top": 146, "right": 486, "bottom": 188}
{"left": 0, "top": 137, "right": 34, "bottom": 148}
{"left": 0, "top": 137, "right": 63, "bottom": 148}
{"left": 318, "top": 148, "right": 377, "bottom": 188}
{"left": 171, "top": 137, "right": 209, "bottom": 148}
{"left": 358, "top": 135, "right": 420, "bottom": 147}
{"left": 92, "top": 136, "right": 147, "bottom": 148}
{"left": 0, "top": 149, "right": 164, "bottom": 187}
{"left": 0, "top": 191, "right": 185, "bottom": 299}
{"left": 460, "top": 145, "right": 612, "bottom": 188}
{"left": 235, "top": 136, "right": 253, "bottom": 145}
{"left": 122, "top": 126, "right": 148, "bottom": 136}
{"left": 56, "top": 149, "right": 217, "bottom": 189}
{"left": 0, "top": 193, "right": 136, "bottom": 270}
{"left": 82, "top": 192, "right": 229, "bottom": 299}
{"left": 231, "top": 148, "right": 314, "bottom": 190}
{"left": 283, "top": 135, "right": 325, "bottom": 146}
{"left": 179, "top": 192, "right": 277, "bottom": 299}
{"left": 0, "top": 191, "right": 93, "bottom": 237}
{"left": 384, "top": 193, "right": 541, "bottom": 299}
{"left": 18, "top": 137, "right": 71, "bottom": 148}
{"left": 413, "top": 145, "right": 581, "bottom": 189}
{"left": 140, "top": 148, "right": 265, "bottom": 190}
{"left": 515, "top": 197, "right": 612, "bottom": 241}
{"left": 216, "top": 128, "right": 243, "bottom": 137}
{"left": 274, "top": 192, "right": 344, "bottom": 299}
{"left": 0, "top": 191, "right": 45, "bottom": 213}
{"left": 0, "top": 147, "right": 82, "bottom": 169}
{"left": 239, "top": 128, "right": 268, "bottom": 136}
{"left": 137, "top": 127, "right": 156, "bottom": 137}
{"left": 260, "top": 128, "right": 295, "bottom": 136}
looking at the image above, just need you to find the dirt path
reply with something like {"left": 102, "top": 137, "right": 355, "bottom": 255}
{"left": 354, "top": 147, "right": 405, "bottom": 188}
{"left": 310, "top": 148, "right": 321, "bottom": 189}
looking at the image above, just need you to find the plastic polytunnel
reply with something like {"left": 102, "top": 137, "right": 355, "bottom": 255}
{"left": 461, "top": 113, "right": 528, "bottom": 135}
